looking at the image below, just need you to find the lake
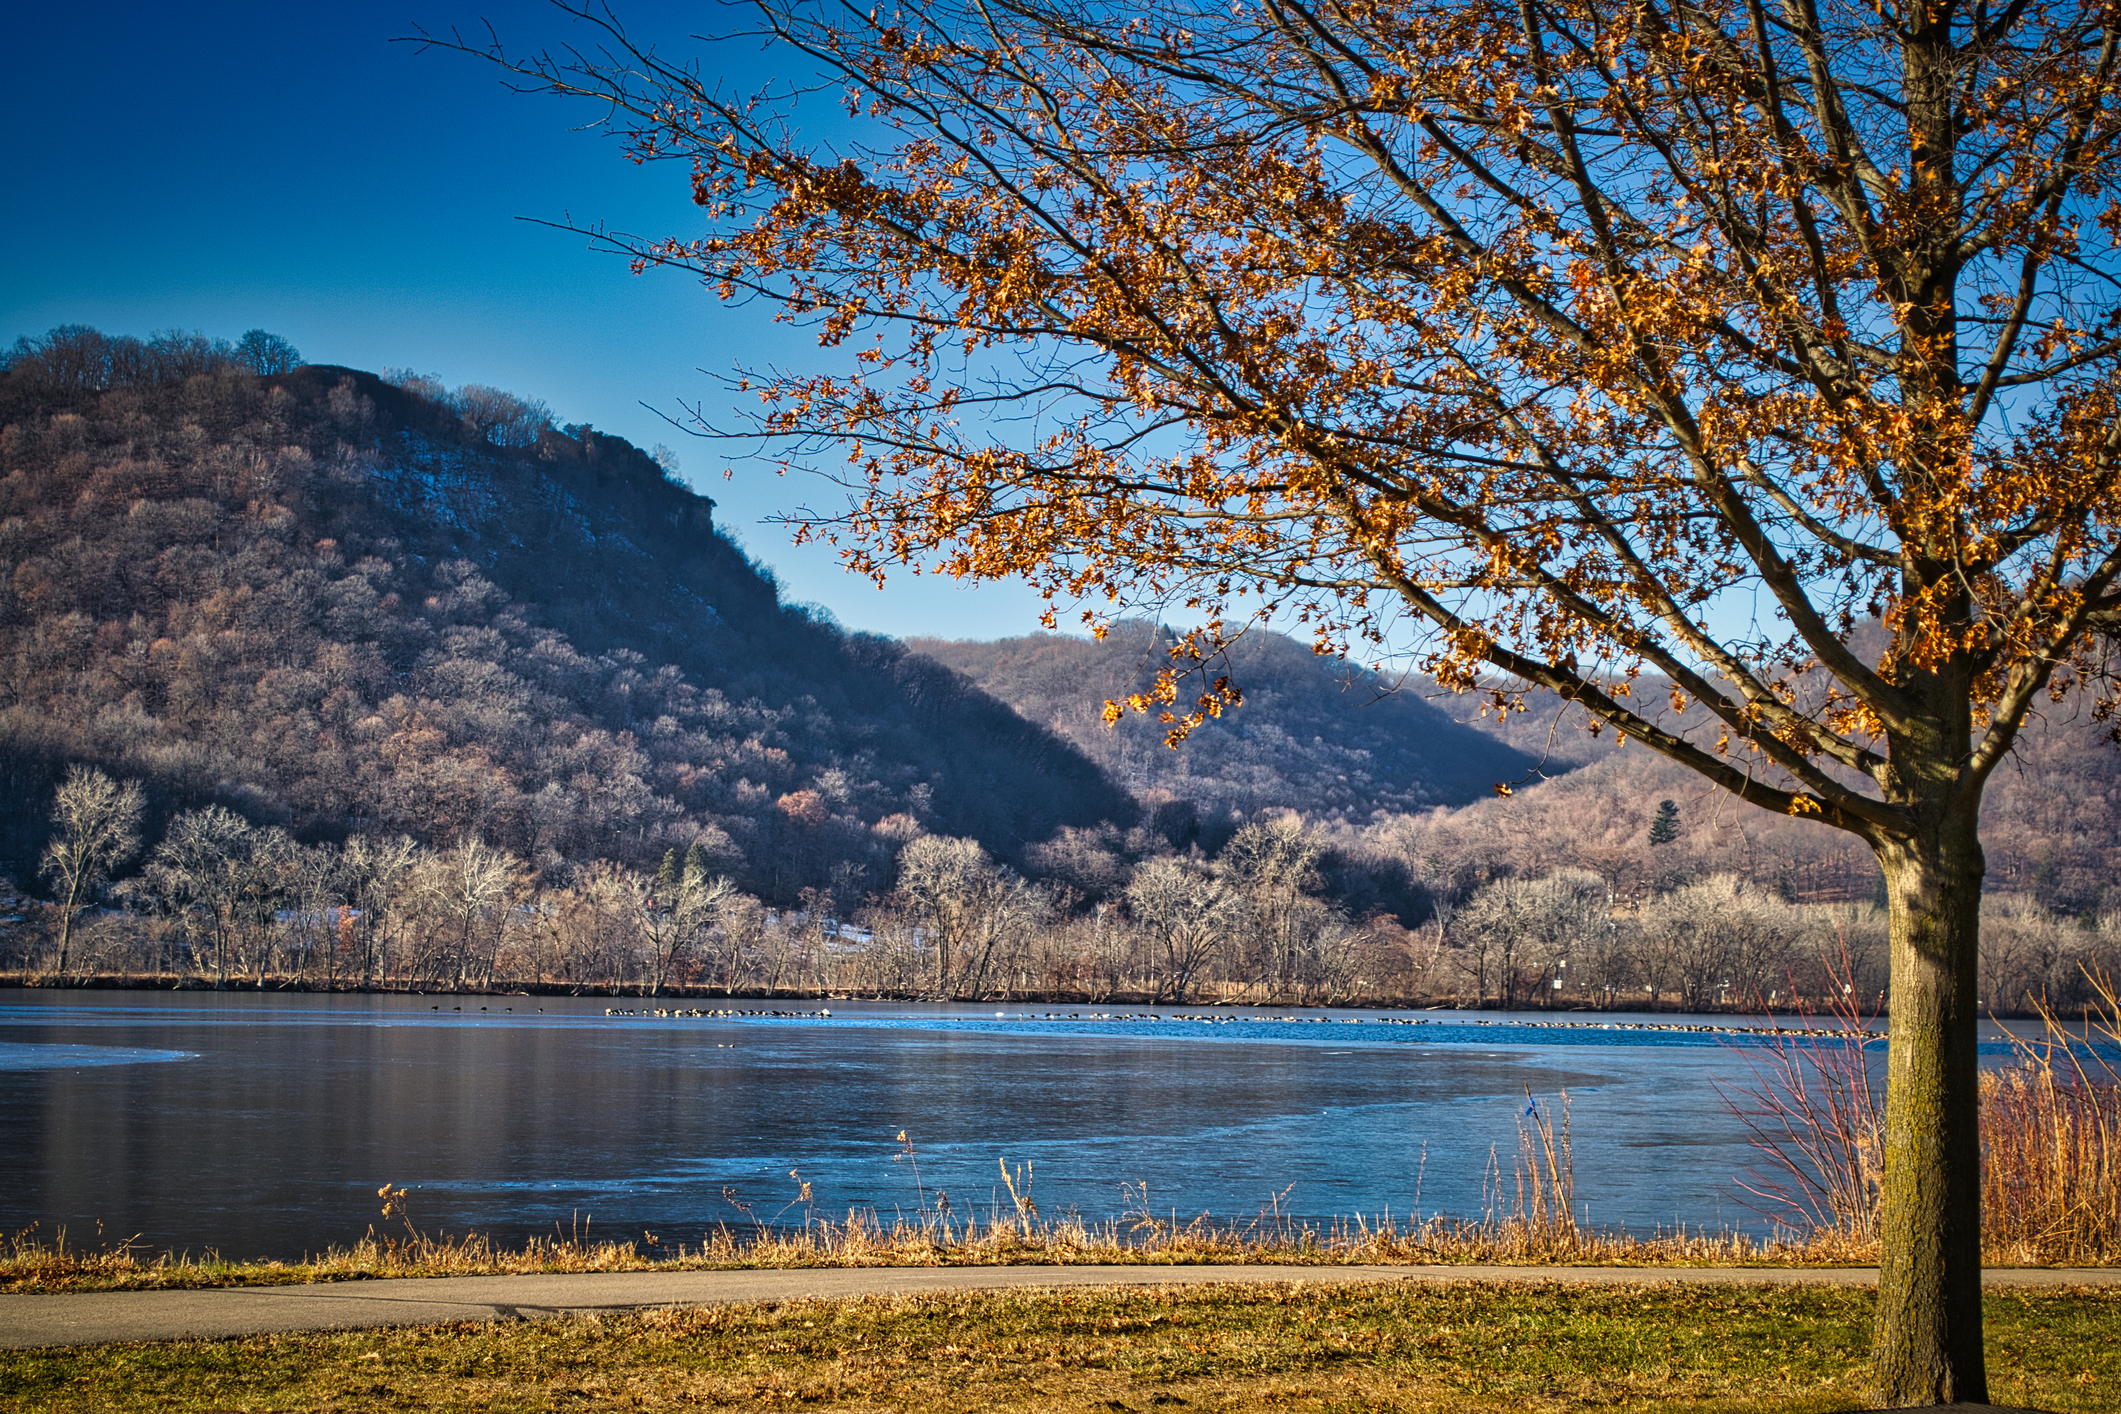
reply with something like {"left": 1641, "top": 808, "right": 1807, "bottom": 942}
{"left": 0, "top": 989, "right": 2025, "bottom": 1260}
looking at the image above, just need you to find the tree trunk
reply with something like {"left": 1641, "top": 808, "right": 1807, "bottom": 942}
{"left": 1872, "top": 819, "right": 1987, "bottom": 1407}
{"left": 53, "top": 887, "right": 79, "bottom": 983}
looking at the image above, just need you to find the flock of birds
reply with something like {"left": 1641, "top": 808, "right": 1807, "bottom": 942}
{"left": 589, "top": 1007, "right": 1877, "bottom": 1039}
{"left": 605, "top": 1007, "right": 833, "bottom": 1018}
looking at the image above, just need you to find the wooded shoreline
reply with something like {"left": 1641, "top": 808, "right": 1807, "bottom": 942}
{"left": 0, "top": 971, "right": 2068, "bottom": 1019}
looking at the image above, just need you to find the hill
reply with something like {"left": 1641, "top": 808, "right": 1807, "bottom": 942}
{"left": 908, "top": 623, "right": 1544, "bottom": 829}
{"left": 0, "top": 326, "right": 1134, "bottom": 903}
{"left": 915, "top": 612, "right": 2121, "bottom": 920}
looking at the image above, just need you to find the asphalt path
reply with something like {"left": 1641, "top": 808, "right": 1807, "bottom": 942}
{"left": 6, "top": 1263, "right": 2121, "bottom": 1351}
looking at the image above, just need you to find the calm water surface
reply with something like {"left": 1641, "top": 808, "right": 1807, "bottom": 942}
{"left": 0, "top": 989, "right": 2024, "bottom": 1259}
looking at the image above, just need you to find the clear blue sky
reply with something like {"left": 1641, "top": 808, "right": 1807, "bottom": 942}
{"left": 1, "top": 0, "right": 1055, "bottom": 641}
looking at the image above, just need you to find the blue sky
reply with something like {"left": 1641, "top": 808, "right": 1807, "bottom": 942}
{"left": 1, "top": 0, "right": 1055, "bottom": 641}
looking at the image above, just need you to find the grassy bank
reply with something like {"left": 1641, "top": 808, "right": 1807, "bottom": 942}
{"left": 0, "top": 1081, "right": 2058, "bottom": 1296}
{"left": 0, "top": 1209, "right": 1900, "bottom": 1298}
{"left": 7, "top": 1280, "right": 2121, "bottom": 1412}
{"left": 0, "top": 1218, "right": 1811, "bottom": 1297}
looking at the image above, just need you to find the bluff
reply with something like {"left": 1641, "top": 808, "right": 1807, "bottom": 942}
{"left": 0, "top": 329, "right": 1134, "bottom": 902}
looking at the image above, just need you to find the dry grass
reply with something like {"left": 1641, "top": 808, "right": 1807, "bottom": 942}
{"left": 1717, "top": 956, "right": 2121, "bottom": 1268}
{"left": 9, "top": 1280, "right": 2121, "bottom": 1413}
{"left": 0, "top": 1209, "right": 1817, "bottom": 1296}
{"left": 1982, "top": 975, "right": 2121, "bottom": 1266}
{"left": 1985, "top": 1063, "right": 2121, "bottom": 1265}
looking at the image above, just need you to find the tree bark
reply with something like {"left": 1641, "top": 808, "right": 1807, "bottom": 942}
{"left": 1872, "top": 817, "right": 1987, "bottom": 1407}
{"left": 52, "top": 881, "right": 80, "bottom": 983}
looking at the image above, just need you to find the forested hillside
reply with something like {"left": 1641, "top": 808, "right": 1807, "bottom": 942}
{"left": 910, "top": 624, "right": 1542, "bottom": 824}
{"left": 917, "top": 619, "right": 2121, "bottom": 918}
{"left": 0, "top": 326, "right": 1131, "bottom": 904}
{"left": 1388, "top": 673, "right": 2121, "bottom": 919}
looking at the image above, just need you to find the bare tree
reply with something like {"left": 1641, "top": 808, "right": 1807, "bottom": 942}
{"left": 144, "top": 806, "right": 257, "bottom": 988}
{"left": 896, "top": 834, "right": 1028, "bottom": 998}
{"left": 1453, "top": 871, "right": 1609, "bottom": 1007}
{"left": 711, "top": 890, "right": 766, "bottom": 995}
{"left": 235, "top": 828, "right": 298, "bottom": 981}
{"left": 1126, "top": 857, "right": 1238, "bottom": 1003}
{"left": 1979, "top": 895, "right": 2091, "bottom": 1012}
{"left": 1307, "top": 914, "right": 1374, "bottom": 1005}
{"left": 39, "top": 765, "right": 144, "bottom": 981}
{"left": 1574, "top": 906, "right": 1639, "bottom": 1009}
{"left": 284, "top": 843, "right": 344, "bottom": 987}
{"left": 645, "top": 841, "right": 736, "bottom": 995}
{"left": 957, "top": 872, "right": 1049, "bottom": 1000}
{"left": 1219, "top": 816, "right": 1326, "bottom": 999}
{"left": 232, "top": 329, "right": 301, "bottom": 375}
{"left": 1636, "top": 876, "right": 1800, "bottom": 1011}
{"left": 415, "top": 838, "right": 524, "bottom": 990}
{"left": 341, "top": 835, "right": 421, "bottom": 987}
{"left": 453, "top": 385, "right": 553, "bottom": 447}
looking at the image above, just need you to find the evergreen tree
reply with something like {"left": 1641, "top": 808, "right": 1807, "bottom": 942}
{"left": 1648, "top": 800, "right": 1680, "bottom": 848}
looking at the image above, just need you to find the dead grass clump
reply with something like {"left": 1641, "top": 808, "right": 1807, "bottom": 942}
{"left": 1726, "top": 953, "right": 2121, "bottom": 1267}
{"left": 1983, "top": 976, "right": 2121, "bottom": 1265}
{"left": 0, "top": 1218, "right": 666, "bottom": 1294}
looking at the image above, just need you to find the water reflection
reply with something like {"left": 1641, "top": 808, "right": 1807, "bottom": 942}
{"left": 0, "top": 990, "right": 2016, "bottom": 1260}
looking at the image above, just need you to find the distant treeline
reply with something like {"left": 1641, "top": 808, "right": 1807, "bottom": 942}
{"left": 938, "top": 624, "right": 2121, "bottom": 924}
{"left": 6, "top": 768, "right": 2111, "bottom": 1015}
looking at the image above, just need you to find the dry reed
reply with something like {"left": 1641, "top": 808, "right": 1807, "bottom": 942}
{"left": 0, "top": 1208, "right": 1799, "bottom": 1295}
{"left": 1720, "top": 962, "right": 1885, "bottom": 1244}
{"left": 1981, "top": 972, "right": 2121, "bottom": 1264}
{"left": 1724, "top": 956, "right": 2121, "bottom": 1266}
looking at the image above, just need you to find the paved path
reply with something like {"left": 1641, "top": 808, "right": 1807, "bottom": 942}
{"left": 5, "top": 1264, "right": 2120, "bottom": 1350}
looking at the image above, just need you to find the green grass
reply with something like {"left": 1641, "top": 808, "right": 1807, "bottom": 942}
{"left": 6, "top": 1281, "right": 2121, "bottom": 1412}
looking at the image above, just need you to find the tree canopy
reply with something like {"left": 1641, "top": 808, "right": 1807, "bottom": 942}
{"left": 463, "top": 0, "right": 2121, "bottom": 1398}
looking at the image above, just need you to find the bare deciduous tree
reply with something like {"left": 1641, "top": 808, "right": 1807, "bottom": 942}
{"left": 1637, "top": 876, "right": 1799, "bottom": 1011}
{"left": 1219, "top": 817, "right": 1326, "bottom": 998}
{"left": 39, "top": 765, "right": 143, "bottom": 981}
{"left": 414, "top": 838, "right": 525, "bottom": 990}
{"left": 896, "top": 834, "right": 1026, "bottom": 998}
{"left": 341, "top": 834, "right": 421, "bottom": 986}
{"left": 1126, "top": 857, "right": 1238, "bottom": 1003}
{"left": 1453, "top": 871, "right": 1607, "bottom": 1007}
{"left": 145, "top": 806, "right": 258, "bottom": 988}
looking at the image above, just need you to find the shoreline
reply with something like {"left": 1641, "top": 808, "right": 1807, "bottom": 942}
{"left": 0, "top": 973, "right": 1968, "bottom": 1018}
